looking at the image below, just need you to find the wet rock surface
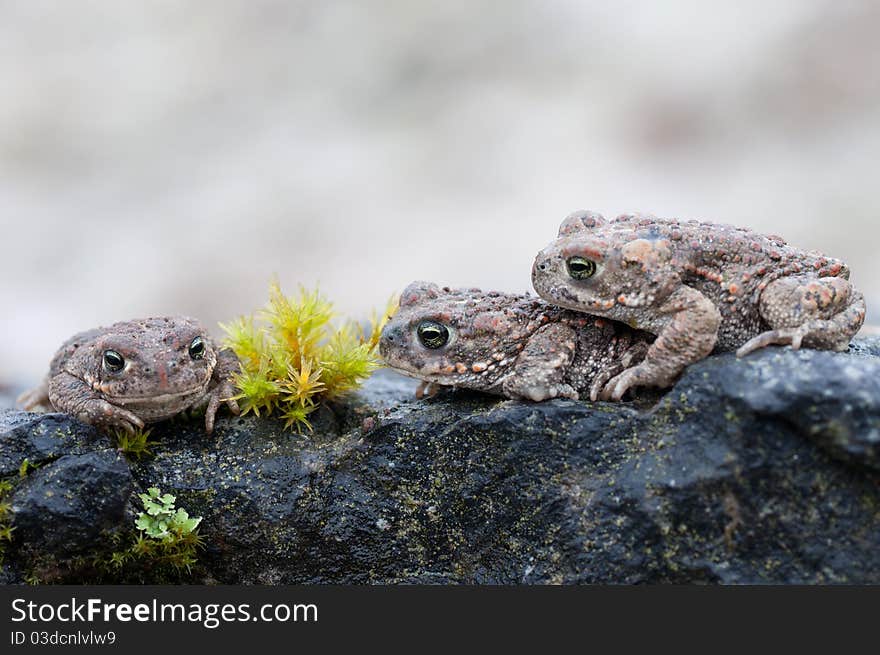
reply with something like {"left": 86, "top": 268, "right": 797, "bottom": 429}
{"left": 11, "top": 451, "right": 132, "bottom": 559}
{"left": 1, "top": 337, "right": 879, "bottom": 584}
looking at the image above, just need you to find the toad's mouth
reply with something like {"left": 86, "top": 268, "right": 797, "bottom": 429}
{"left": 384, "top": 364, "right": 440, "bottom": 382}
{"left": 105, "top": 385, "right": 206, "bottom": 405}
{"left": 382, "top": 362, "right": 473, "bottom": 387}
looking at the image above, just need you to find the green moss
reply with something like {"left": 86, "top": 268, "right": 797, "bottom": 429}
{"left": 18, "top": 458, "right": 40, "bottom": 478}
{"left": 112, "top": 428, "right": 159, "bottom": 461}
{"left": 221, "top": 281, "right": 397, "bottom": 431}
{"left": 0, "top": 479, "right": 14, "bottom": 567}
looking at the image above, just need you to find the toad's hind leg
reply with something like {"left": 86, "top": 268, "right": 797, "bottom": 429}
{"left": 737, "top": 276, "right": 866, "bottom": 357}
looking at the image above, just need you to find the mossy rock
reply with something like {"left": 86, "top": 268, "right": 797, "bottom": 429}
{"left": 2, "top": 337, "right": 880, "bottom": 583}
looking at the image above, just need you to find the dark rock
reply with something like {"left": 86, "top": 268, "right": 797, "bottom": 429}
{"left": 685, "top": 344, "right": 880, "bottom": 471}
{"left": 11, "top": 450, "right": 132, "bottom": 559}
{"left": 1, "top": 338, "right": 879, "bottom": 584}
{"left": 0, "top": 410, "right": 113, "bottom": 477}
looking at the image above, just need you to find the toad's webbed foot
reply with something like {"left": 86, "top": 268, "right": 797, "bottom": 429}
{"left": 737, "top": 325, "right": 811, "bottom": 356}
{"left": 598, "top": 360, "right": 678, "bottom": 402}
{"left": 79, "top": 398, "right": 145, "bottom": 435}
{"left": 504, "top": 380, "right": 578, "bottom": 402}
{"left": 204, "top": 349, "right": 242, "bottom": 434}
{"left": 415, "top": 381, "right": 442, "bottom": 399}
{"left": 204, "top": 378, "right": 240, "bottom": 434}
{"left": 48, "top": 371, "right": 145, "bottom": 434}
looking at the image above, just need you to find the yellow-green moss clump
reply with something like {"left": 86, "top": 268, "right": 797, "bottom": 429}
{"left": 112, "top": 428, "right": 158, "bottom": 461}
{"left": 221, "top": 282, "right": 397, "bottom": 431}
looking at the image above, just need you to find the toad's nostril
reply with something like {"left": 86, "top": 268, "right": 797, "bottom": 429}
{"left": 381, "top": 325, "right": 402, "bottom": 347}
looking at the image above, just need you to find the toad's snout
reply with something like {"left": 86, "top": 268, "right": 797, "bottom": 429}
{"left": 532, "top": 250, "right": 553, "bottom": 283}
{"left": 379, "top": 323, "right": 404, "bottom": 357}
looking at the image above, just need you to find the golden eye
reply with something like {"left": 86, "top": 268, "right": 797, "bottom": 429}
{"left": 416, "top": 321, "right": 450, "bottom": 349}
{"left": 566, "top": 256, "right": 597, "bottom": 280}
{"left": 103, "top": 350, "right": 125, "bottom": 372}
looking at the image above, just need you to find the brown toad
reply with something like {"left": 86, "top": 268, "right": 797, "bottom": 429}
{"left": 17, "top": 317, "right": 240, "bottom": 434}
{"left": 532, "top": 211, "right": 867, "bottom": 400}
{"left": 379, "top": 281, "right": 652, "bottom": 401}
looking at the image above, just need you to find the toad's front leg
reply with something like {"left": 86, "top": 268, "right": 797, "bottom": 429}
{"left": 600, "top": 286, "right": 720, "bottom": 401}
{"left": 203, "top": 348, "right": 241, "bottom": 434}
{"left": 503, "top": 323, "right": 578, "bottom": 401}
{"left": 48, "top": 371, "right": 145, "bottom": 434}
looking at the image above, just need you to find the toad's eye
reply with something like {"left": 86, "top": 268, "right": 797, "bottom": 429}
{"left": 189, "top": 336, "right": 206, "bottom": 360}
{"left": 103, "top": 350, "right": 125, "bottom": 372}
{"left": 417, "top": 321, "right": 450, "bottom": 349}
{"left": 566, "top": 256, "right": 597, "bottom": 280}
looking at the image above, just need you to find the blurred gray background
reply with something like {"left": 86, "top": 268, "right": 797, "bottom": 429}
{"left": 2, "top": 0, "right": 879, "bottom": 385}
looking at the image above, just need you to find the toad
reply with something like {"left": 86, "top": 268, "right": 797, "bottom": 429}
{"left": 532, "top": 211, "right": 866, "bottom": 400}
{"left": 18, "top": 316, "right": 240, "bottom": 434}
{"left": 380, "top": 282, "right": 652, "bottom": 402}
